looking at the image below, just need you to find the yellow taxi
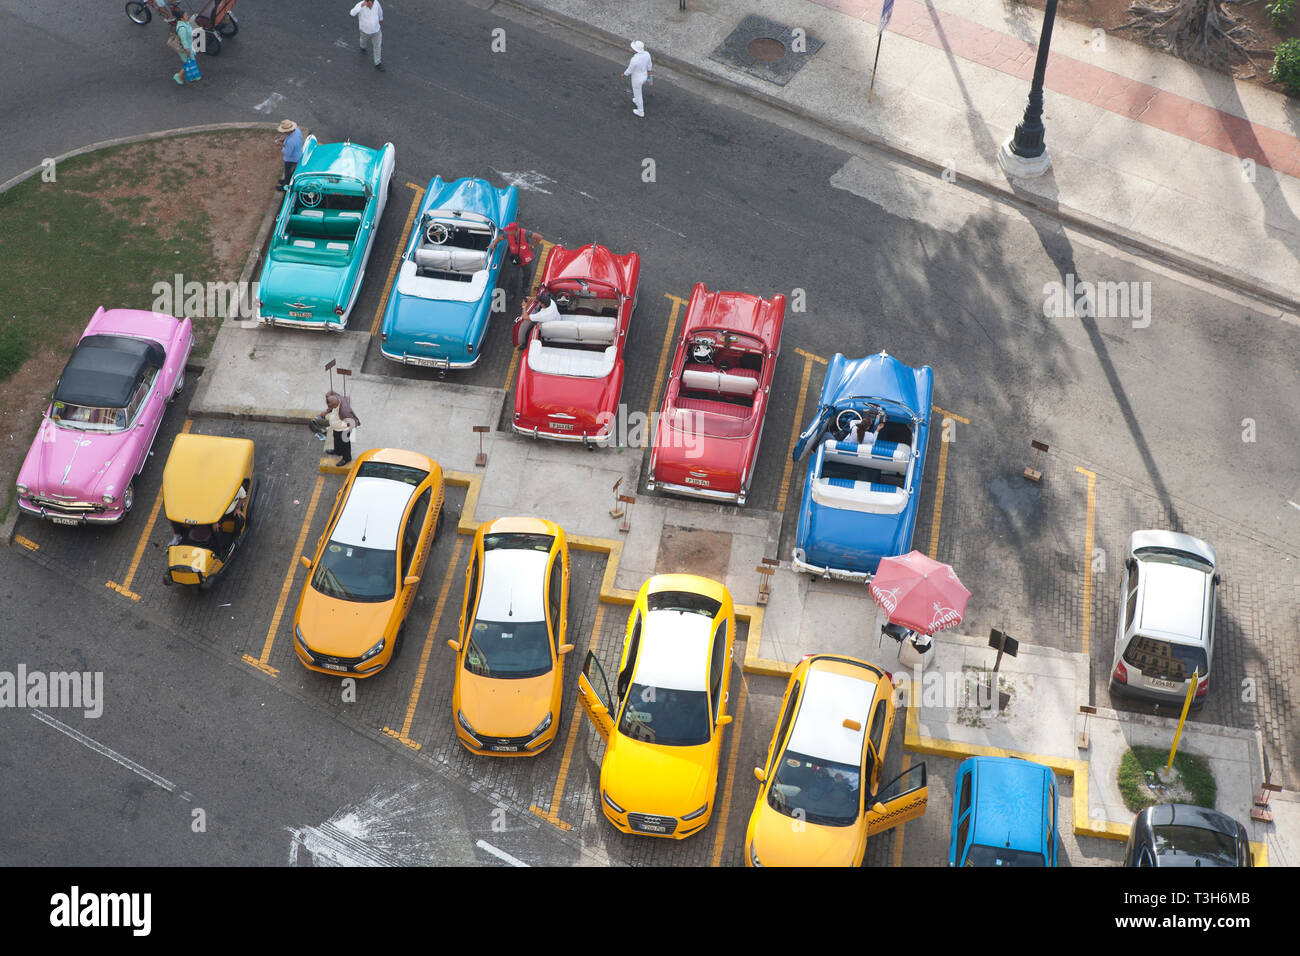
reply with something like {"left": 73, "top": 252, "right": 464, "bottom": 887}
{"left": 744, "top": 654, "right": 928, "bottom": 866}
{"left": 576, "top": 574, "right": 734, "bottom": 839}
{"left": 448, "top": 517, "right": 572, "bottom": 756}
{"left": 292, "top": 448, "right": 444, "bottom": 678}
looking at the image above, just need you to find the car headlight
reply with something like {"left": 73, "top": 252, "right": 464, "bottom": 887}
{"left": 102, "top": 494, "right": 116, "bottom": 504}
{"left": 457, "top": 710, "right": 482, "bottom": 744}
{"left": 528, "top": 713, "right": 553, "bottom": 740}
{"left": 294, "top": 625, "right": 309, "bottom": 650}
{"left": 682, "top": 803, "right": 709, "bottom": 821}
{"left": 359, "top": 638, "right": 385, "bottom": 661}
{"left": 748, "top": 841, "right": 763, "bottom": 867}
{"left": 602, "top": 791, "right": 625, "bottom": 814}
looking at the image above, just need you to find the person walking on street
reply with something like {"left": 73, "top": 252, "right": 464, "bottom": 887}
{"left": 323, "top": 391, "right": 360, "bottom": 465}
{"left": 276, "top": 120, "right": 303, "bottom": 191}
{"left": 171, "top": 13, "right": 202, "bottom": 86}
{"left": 623, "top": 40, "right": 653, "bottom": 117}
{"left": 351, "top": 0, "right": 385, "bottom": 72}
{"left": 497, "top": 222, "right": 535, "bottom": 299}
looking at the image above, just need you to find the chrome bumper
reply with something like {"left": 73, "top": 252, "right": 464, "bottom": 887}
{"left": 790, "top": 548, "right": 872, "bottom": 583}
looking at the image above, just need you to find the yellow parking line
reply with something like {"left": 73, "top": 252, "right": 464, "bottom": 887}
{"left": 776, "top": 352, "right": 819, "bottom": 513}
{"left": 383, "top": 535, "right": 466, "bottom": 749}
{"left": 647, "top": 293, "right": 689, "bottom": 421}
{"left": 14, "top": 535, "right": 38, "bottom": 551}
{"left": 925, "top": 407, "right": 970, "bottom": 560}
{"left": 501, "top": 237, "right": 556, "bottom": 392}
{"left": 368, "top": 182, "right": 426, "bottom": 337}
{"left": 793, "top": 347, "right": 828, "bottom": 365}
{"left": 890, "top": 751, "right": 912, "bottom": 866}
{"left": 242, "top": 474, "right": 325, "bottom": 678}
{"left": 1076, "top": 466, "right": 1097, "bottom": 656}
{"left": 107, "top": 419, "right": 192, "bottom": 601}
{"left": 710, "top": 671, "right": 750, "bottom": 866}
{"left": 931, "top": 404, "right": 970, "bottom": 425}
{"left": 529, "top": 602, "right": 607, "bottom": 831}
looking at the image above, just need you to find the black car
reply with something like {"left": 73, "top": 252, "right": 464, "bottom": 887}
{"left": 1124, "top": 804, "right": 1253, "bottom": 867}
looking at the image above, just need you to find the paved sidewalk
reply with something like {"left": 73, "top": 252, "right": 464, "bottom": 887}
{"left": 503, "top": 0, "right": 1300, "bottom": 309}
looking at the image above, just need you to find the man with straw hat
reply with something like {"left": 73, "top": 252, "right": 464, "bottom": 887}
{"left": 623, "top": 40, "right": 653, "bottom": 118}
{"left": 276, "top": 120, "right": 304, "bottom": 192}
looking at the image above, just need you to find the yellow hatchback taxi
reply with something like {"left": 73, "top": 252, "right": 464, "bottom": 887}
{"left": 293, "top": 448, "right": 444, "bottom": 678}
{"left": 449, "top": 517, "right": 572, "bottom": 756}
{"left": 576, "top": 574, "right": 735, "bottom": 839}
{"left": 745, "top": 654, "right": 928, "bottom": 867}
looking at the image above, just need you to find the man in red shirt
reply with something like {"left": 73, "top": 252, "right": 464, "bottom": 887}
{"left": 502, "top": 222, "right": 534, "bottom": 299}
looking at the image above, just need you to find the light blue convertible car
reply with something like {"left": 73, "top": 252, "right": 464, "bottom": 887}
{"left": 379, "top": 177, "right": 519, "bottom": 370}
{"left": 791, "top": 352, "right": 933, "bottom": 581}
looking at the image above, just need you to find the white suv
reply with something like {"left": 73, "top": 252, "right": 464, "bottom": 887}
{"left": 1108, "top": 530, "right": 1218, "bottom": 709}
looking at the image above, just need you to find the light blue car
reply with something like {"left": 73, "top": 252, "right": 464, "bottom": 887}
{"left": 379, "top": 177, "right": 519, "bottom": 370}
{"left": 791, "top": 352, "right": 933, "bottom": 581}
{"left": 948, "top": 756, "right": 1058, "bottom": 867}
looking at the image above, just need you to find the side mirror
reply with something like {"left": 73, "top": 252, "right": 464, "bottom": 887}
{"left": 871, "top": 802, "right": 887, "bottom": 815}
{"left": 753, "top": 767, "right": 767, "bottom": 783}
{"left": 447, "top": 639, "right": 461, "bottom": 652}
{"left": 558, "top": 643, "right": 575, "bottom": 655}
{"left": 404, "top": 575, "right": 420, "bottom": 586}
{"left": 717, "top": 714, "right": 733, "bottom": 726}
{"left": 299, "top": 555, "right": 311, "bottom": 569}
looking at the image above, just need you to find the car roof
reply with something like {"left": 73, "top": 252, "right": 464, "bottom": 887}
{"left": 54, "top": 334, "right": 164, "bottom": 408}
{"left": 1138, "top": 563, "right": 1209, "bottom": 642}
{"left": 477, "top": 549, "right": 548, "bottom": 622}
{"left": 331, "top": 476, "right": 417, "bottom": 550}
{"left": 786, "top": 666, "right": 876, "bottom": 766}
{"left": 967, "top": 757, "right": 1051, "bottom": 850}
{"left": 634, "top": 609, "right": 712, "bottom": 692}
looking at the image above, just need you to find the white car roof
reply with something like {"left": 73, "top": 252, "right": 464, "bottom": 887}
{"left": 1138, "top": 562, "right": 1210, "bottom": 643}
{"left": 477, "top": 549, "right": 548, "bottom": 622}
{"left": 786, "top": 667, "right": 878, "bottom": 767}
{"left": 331, "top": 477, "right": 417, "bottom": 550}
{"left": 633, "top": 609, "right": 713, "bottom": 692}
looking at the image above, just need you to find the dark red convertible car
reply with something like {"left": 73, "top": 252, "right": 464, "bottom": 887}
{"left": 647, "top": 283, "right": 786, "bottom": 506}
{"left": 511, "top": 243, "right": 640, "bottom": 447}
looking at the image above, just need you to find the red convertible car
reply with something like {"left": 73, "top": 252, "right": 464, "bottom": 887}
{"left": 512, "top": 243, "right": 640, "bottom": 447}
{"left": 647, "top": 284, "right": 786, "bottom": 506}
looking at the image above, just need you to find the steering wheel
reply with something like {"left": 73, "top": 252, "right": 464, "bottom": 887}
{"left": 299, "top": 189, "right": 322, "bottom": 208}
{"left": 424, "top": 221, "right": 451, "bottom": 245}
{"left": 834, "top": 409, "right": 862, "bottom": 437}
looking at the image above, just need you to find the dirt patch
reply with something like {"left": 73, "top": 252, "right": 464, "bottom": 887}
{"left": 0, "top": 129, "right": 280, "bottom": 521}
{"left": 1009, "top": 0, "right": 1299, "bottom": 85}
{"left": 655, "top": 524, "right": 734, "bottom": 579}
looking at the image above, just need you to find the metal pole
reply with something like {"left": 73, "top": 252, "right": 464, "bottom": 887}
{"left": 867, "top": 34, "right": 883, "bottom": 103}
{"left": 1007, "top": 0, "right": 1059, "bottom": 158}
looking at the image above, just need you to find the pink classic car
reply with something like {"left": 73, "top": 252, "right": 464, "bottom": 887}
{"left": 16, "top": 307, "right": 193, "bottom": 525}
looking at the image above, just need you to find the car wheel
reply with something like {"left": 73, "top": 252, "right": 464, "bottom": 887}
{"left": 203, "top": 30, "right": 222, "bottom": 55}
{"left": 216, "top": 12, "right": 238, "bottom": 36}
{"left": 125, "top": 1, "right": 150, "bottom": 25}
{"left": 122, "top": 482, "right": 135, "bottom": 515}
{"left": 169, "top": 369, "right": 185, "bottom": 403}
{"left": 432, "top": 505, "right": 444, "bottom": 542}
{"left": 393, "top": 624, "right": 406, "bottom": 660}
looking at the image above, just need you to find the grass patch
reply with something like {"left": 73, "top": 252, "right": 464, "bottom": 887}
{"left": 1117, "top": 745, "right": 1217, "bottom": 813}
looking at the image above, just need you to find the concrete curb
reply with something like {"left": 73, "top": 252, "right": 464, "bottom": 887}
{"left": 497, "top": 0, "right": 1300, "bottom": 316}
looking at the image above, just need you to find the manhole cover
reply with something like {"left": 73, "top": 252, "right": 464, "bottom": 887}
{"left": 656, "top": 525, "right": 733, "bottom": 580}
{"left": 747, "top": 37, "right": 786, "bottom": 61}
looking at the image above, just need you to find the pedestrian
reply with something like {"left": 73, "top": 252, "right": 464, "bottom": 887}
{"left": 170, "top": 13, "right": 202, "bottom": 86}
{"left": 500, "top": 222, "right": 535, "bottom": 299}
{"left": 350, "top": 0, "right": 385, "bottom": 72}
{"left": 623, "top": 40, "right": 653, "bottom": 118}
{"left": 276, "top": 120, "right": 303, "bottom": 192}
{"left": 322, "top": 391, "right": 360, "bottom": 465}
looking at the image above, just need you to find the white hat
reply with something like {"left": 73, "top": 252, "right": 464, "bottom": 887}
{"left": 630, "top": 40, "right": 646, "bottom": 53}
{"left": 277, "top": 119, "right": 297, "bottom": 133}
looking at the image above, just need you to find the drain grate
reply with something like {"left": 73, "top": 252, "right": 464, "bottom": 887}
{"left": 710, "top": 14, "right": 825, "bottom": 86}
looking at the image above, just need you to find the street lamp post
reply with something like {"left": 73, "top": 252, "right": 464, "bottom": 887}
{"left": 998, "top": 0, "right": 1059, "bottom": 178}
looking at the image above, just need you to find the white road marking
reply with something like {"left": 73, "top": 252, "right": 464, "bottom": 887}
{"left": 1288, "top": 500, "right": 1300, "bottom": 512}
{"left": 32, "top": 710, "right": 192, "bottom": 802}
{"left": 476, "top": 839, "right": 529, "bottom": 867}
{"left": 489, "top": 168, "right": 555, "bottom": 194}
{"left": 253, "top": 92, "right": 285, "bottom": 114}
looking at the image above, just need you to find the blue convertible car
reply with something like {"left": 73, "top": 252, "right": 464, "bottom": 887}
{"left": 791, "top": 352, "right": 933, "bottom": 581}
{"left": 379, "top": 177, "right": 519, "bottom": 370}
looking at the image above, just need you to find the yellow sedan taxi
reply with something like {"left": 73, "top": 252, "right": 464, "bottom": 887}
{"left": 449, "top": 517, "right": 572, "bottom": 756}
{"left": 576, "top": 574, "right": 735, "bottom": 839}
{"left": 293, "top": 448, "right": 444, "bottom": 678}
{"left": 744, "top": 654, "right": 928, "bottom": 866}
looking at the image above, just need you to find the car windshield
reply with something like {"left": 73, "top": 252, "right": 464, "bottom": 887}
{"left": 1135, "top": 548, "right": 1214, "bottom": 572}
{"left": 50, "top": 402, "right": 128, "bottom": 431}
{"left": 464, "top": 619, "right": 552, "bottom": 679}
{"left": 356, "top": 461, "right": 427, "bottom": 486}
{"left": 618, "top": 684, "right": 710, "bottom": 747}
{"left": 964, "top": 845, "right": 1046, "bottom": 867}
{"left": 1151, "top": 825, "right": 1239, "bottom": 866}
{"left": 767, "top": 751, "right": 861, "bottom": 827}
{"left": 484, "top": 532, "right": 555, "bottom": 553}
{"left": 646, "top": 590, "right": 720, "bottom": 618}
{"left": 1122, "top": 636, "right": 1208, "bottom": 681}
{"left": 311, "top": 541, "right": 396, "bottom": 602}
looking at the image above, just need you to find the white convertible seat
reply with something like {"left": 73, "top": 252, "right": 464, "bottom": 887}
{"left": 537, "top": 317, "right": 617, "bottom": 345}
{"left": 527, "top": 340, "right": 617, "bottom": 378}
{"left": 823, "top": 437, "right": 910, "bottom": 473}
{"left": 680, "top": 369, "right": 759, "bottom": 396}
{"left": 811, "top": 474, "right": 908, "bottom": 514}
{"left": 415, "top": 247, "right": 487, "bottom": 273}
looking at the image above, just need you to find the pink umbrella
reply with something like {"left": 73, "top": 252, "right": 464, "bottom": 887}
{"left": 869, "top": 551, "right": 971, "bottom": 635}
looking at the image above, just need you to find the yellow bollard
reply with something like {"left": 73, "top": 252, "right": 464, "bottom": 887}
{"left": 1165, "top": 669, "right": 1199, "bottom": 772}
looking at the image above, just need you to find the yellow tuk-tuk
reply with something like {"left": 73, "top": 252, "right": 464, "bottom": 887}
{"left": 162, "top": 433, "right": 257, "bottom": 589}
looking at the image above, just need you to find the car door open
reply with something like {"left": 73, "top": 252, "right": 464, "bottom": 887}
{"left": 577, "top": 651, "right": 616, "bottom": 742}
{"left": 865, "top": 762, "right": 928, "bottom": 836}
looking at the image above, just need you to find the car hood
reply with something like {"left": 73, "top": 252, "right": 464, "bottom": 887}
{"left": 458, "top": 669, "right": 555, "bottom": 737}
{"left": 18, "top": 418, "right": 135, "bottom": 502}
{"left": 749, "top": 800, "right": 861, "bottom": 867}
{"left": 296, "top": 588, "right": 394, "bottom": 657}
{"left": 602, "top": 738, "right": 711, "bottom": 816}
{"left": 383, "top": 293, "right": 490, "bottom": 361}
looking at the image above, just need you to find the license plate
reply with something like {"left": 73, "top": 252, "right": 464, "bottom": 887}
{"left": 321, "top": 663, "right": 348, "bottom": 673}
{"left": 550, "top": 423, "right": 574, "bottom": 431}
{"left": 640, "top": 822, "right": 666, "bottom": 832}
{"left": 406, "top": 355, "right": 449, "bottom": 369}
{"left": 50, "top": 516, "right": 80, "bottom": 526}
{"left": 289, "top": 310, "right": 313, "bottom": 319}
{"left": 490, "top": 745, "right": 519, "bottom": 752}
{"left": 684, "top": 476, "right": 710, "bottom": 486}
{"left": 1148, "top": 678, "right": 1181, "bottom": 691}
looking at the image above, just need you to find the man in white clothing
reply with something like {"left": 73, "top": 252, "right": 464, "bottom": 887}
{"left": 623, "top": 40, "right": 653, "bottom": 117}
{"left": 350, "top": 0, "right": 384, "bottom": 71}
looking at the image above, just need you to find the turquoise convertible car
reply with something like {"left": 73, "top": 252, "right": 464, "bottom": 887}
{"left": 379, "top": 176, "right": 518, "bottom": 370}
{"left": 256, "top": 136, "right": 395, "bottom": 331}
